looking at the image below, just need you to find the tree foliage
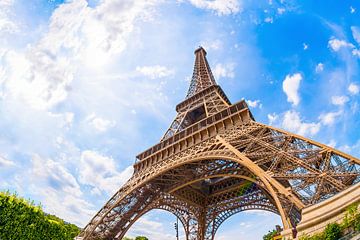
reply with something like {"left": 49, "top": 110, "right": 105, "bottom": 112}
{"left": 135, "top": 237, "right": 149, "bottom": 240}
{"left": 0, "top": 191, "right": 80, "bottom": 240}
{"left": 122, "top": 236, "right": 149, "bottom": 240}
{"left": 263, "top": 229, "right": 277, "bottom": 240}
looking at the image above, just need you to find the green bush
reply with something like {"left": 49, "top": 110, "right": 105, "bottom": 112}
{"left": 342, "top": 202, "right": 360, "bottom": 232}
{"left": 299, "top": 233, "right": 323, "bottom": 240}
{"left": 0, "top": 191, "right": 80, "bottom": 240}
{"left": 324, "top": 223, "right": 341, "bottom": 240}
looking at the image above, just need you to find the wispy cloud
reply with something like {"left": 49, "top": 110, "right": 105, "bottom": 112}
{"left": 247, "top": 99, "right": 262, "bottom": 108}
{"left": 79, "top": 150, "right": 133, "bottom": 196}
{"left": 0, "top": 155, "right": 15, "bottom": 167}
{"left": 188, "top": 0, "right": 242, "bottom": 15}
{"left": 331, "top": 95, "right": 349, "bottom": 106}
{"left": 136, "top": 65, "right": 174, "bottom": 79}
{"left": 213, "top": 63, "right": 235, "bottom": 80}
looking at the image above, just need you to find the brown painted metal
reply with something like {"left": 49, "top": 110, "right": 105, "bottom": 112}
{"left": 77, "top": 48, "right": 360, "bottom": 240}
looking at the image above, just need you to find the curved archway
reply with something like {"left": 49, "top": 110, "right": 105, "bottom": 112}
{"left": 80, "top": 150, "right": 301, "bottom": 239}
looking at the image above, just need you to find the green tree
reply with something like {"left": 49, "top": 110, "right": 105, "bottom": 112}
{"left": 135, "top": 236, "right": 149, "bottom": 240}
{"left": 263, "top": 229, "right": 277, "bottom": 240}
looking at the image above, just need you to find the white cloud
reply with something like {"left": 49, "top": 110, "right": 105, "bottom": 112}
{"left": 350, "top": 6, "right": 356, "bottom": 14}
{"left": 0, "top": 155, "right": 15, "bottom": 167}
{"left": 340, "top": 140, "right": 360, "bottom": 158}
{"left": 213, "top": 63, "right": 235, "bottom": 80}
{"left": 327, "top": 139, "right": 337, "bottom": 148}
{"left": 353, "top": 49, "right": 360, "bottom": 57}
{"left": 79, "top": 150, "right": 133, "bottom": 195}
{"left": 277, "top": 8, "right": 285, "bottom": 14}
{"left": 319, "top": 111, "right": 341, "bottom": 126}
{"left": 281, "top": 110, "right": 320, "bottom": 136}
{"left": 328, "top": 38, "right": 354, "bottom": 52}
{"left": 26, "top": 155, "right": 95, "bottom": 226}
{"left": 136, "top": 65, "right": 174, "bottom": 79}
{"left": 351, "top": 26, "right": 360, "bottom": 45}
{"left": 331, "top": 95, "right": 349, "bottom": 106}
{"left": 315, "top": 63, "right": 324, "bottom": 73}
{"left": 1, "top": 0, "right": 160, "bottom": 110}
{"left": 86, "top": 113, "right": 116, "bottom": 132}
{"left": 200, "top": 39, "right": 222, "bottom": 50}
{"left": 247, "top": 99, "right": 262, "bottom": 108}
{"left": 188, "top": 0, "right": 242, "bottom": 15}
{"left": 348, "top": 83, "right": 360, "bottom": 95}
{"left": 264, "top": 17, "right": 273, "bottom": 23}
{"left": 127, "top": 211, "right": 178, "bottom": 240}
{"left": 0, "top": 0, "right": 18, "bottom": 35}
{"left": 267, "top": 113, "right": 278, "bottom": 125}
{"left": 282, "top": 73, "right": 302, "bottom": 106}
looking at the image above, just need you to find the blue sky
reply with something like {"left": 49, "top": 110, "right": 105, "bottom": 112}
{"left": 0, "top": 0, "right": 359, "bottom": 239}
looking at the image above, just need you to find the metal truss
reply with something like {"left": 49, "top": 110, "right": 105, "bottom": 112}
{"left": 77, "top": 47, "right": 360, "bottom": 240}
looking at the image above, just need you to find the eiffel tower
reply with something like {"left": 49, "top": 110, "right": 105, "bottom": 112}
{"left": 77, "top": 47, "right": 360, "bottom": 240}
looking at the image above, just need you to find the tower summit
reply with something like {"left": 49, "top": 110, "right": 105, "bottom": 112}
{"left": 77, "top": 48, "right": 360, "bottom": 240}
{"left": 186, "top": 47, "right": 217, "bottom": 98}
{"left": 161, "top": 46, "right": 234, "bottom": 141}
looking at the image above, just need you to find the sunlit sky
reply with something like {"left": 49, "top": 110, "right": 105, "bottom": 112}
{"left": 0, "top": 0, "right": 360, "bottom": 239}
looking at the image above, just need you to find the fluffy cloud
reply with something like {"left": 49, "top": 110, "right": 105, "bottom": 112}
{"left": 136, "top": 65, "right": 174, "bottom": 79}
{"left": 213, "top": 63, "right": 235, "bottom": 80}
{"left": 331, "top": 95, "right": 349, "bottom": 106}
{"left": 328, "top": 38, "right": 354, "bottom": 51}
{"left": 348, "top": 83, "right": 360, "bottom": 95}
{"left": 264, "top": 17, "right": 273, "bottom": 23}
{"left": 1, "top": 0, "right": 159, "bottom": 110}
{"left": 350, "top": 6, "right": 356, "bottom": 14}
{"left": 281, "top": 110, "right": 320, "bottom": 136}
{"left": 319, "top": 111, "right": 342, "bottom": 126}
{"left": 26, "top": 155, "right": 95, "bottom": 226}
{"left": 79, "top": 150, "right": 133, "bottom": 195}
{"left": 315, "top": 63, "right": 324, "bottom": 73}
{"left": 282, "top": 73, "right": 302, "bottom": 106}
{"left": 0, "top": 155, "right": 14, "bottom": 167}
{"left": 86, "top": 113, "right": 116, "bottom": 132}
{"left": 267, "top": 113, "right": 278, "bottom": 125}
{"left": 188, "top": 0, "right": 242, "bottom": 15}
{"left": 0, "top": 0, "right": 18, "bottom": 35}
{"left": 127, "top": 213, "right": 174, "bottom": 240}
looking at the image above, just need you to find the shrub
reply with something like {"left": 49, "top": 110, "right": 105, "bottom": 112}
{"left": 324, "top": 223, "right": 341, "bottom": 240}
{"left": 0, "top": 191, "right": 80, "bottom": 240}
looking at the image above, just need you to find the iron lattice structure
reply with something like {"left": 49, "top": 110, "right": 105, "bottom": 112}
{"left": 78, "top": 47, "right": 360, "bottom": 240}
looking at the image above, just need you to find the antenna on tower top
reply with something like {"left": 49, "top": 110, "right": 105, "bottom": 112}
{"left": 185, "top": 46, "right": 217, "bottom": 98}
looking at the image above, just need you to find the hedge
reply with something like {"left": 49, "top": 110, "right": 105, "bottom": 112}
{"left": 0, "top": 191, "right": 80, "bottom": 240}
